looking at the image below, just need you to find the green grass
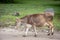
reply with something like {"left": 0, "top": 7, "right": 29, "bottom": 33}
{"left": 0, "top": 15, "right": 16, "bottom": 27}
{"left": 0, "top": 2, "right": 60, "bottom": 30}
{"left": 53, "top": 18, "right": 60, "bottom": 31}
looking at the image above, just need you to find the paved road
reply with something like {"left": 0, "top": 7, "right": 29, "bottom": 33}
{"left": 0, "top": 28, "right": 60, "bottom": 40}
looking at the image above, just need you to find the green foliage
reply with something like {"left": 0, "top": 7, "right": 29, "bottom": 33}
{"left": 53, "top": 18, "right": 60, "bottom": 31}
{"left": 0, "top": 15, "right": 16, "bottom": 27}
{"left": 0, "top": 0, "right": 60, "bottom": 30}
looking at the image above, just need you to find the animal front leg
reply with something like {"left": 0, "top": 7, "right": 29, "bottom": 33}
{"left": 51, "top": 27, "right": 54, "bottom": 35}
{"left": 48, "top": 22, "right": 54, "bottom": 35}
{"left": 48, "top": 26, "right": 54, "bottom": 35}
{"left": 47, "top": 26, "right": 51, "bottom": 35}
{"left": 50, "top": 23, "right": 54, "bottom": 35}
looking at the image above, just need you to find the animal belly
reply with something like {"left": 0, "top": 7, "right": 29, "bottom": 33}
{"left": 36, "top": 22, "right": 45, "bottom": 27}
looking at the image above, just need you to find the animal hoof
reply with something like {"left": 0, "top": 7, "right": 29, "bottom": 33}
{"left": 23, "top": 35, "right": 27, "bottom": 37}
{"left": 34, "top": 35, "right": 37, "bottom": 37}
{"left": 51, "top": 33, "right": 54, "bottom": 35}
{"left": 47, "top": 33, "right": 50, "bottom": 36}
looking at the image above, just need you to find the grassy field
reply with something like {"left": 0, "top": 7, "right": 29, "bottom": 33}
{"left": 0, "top": 1, "right": 60, "bottom": 30}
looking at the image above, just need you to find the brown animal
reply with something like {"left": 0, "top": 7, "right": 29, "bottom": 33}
{"left": 15, "top": 13, "right": 54, "bottom": 37}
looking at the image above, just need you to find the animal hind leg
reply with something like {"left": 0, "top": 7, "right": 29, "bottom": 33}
{"left": 23, "top": 24, "right": 32, "bottom": 37}
{"left": 15, "top": 22, "right": 20, "bottom": 30}
{"left": 33, "top": 25, "right": 37, "bottom": 37}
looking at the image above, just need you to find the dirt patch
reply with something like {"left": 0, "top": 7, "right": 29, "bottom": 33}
{"left": 0, "top": 28, "right": 60, "bottom": 40}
